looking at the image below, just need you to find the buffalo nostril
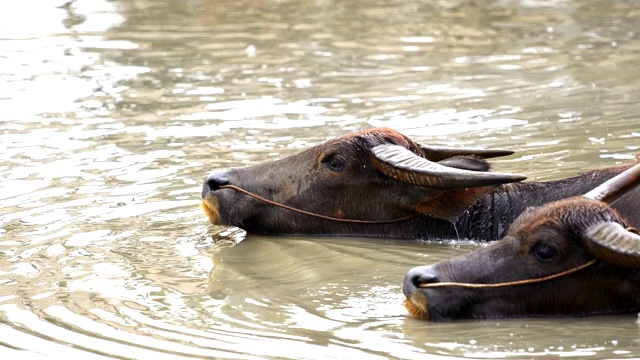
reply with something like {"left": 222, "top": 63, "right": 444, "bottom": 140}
{"left": 203, "top": 171, "right": 231, "bottom": 198}
{"left": 406, "top": 265, "right": 440, "bottom": 289}
{"left": 415, "top": 273, "right": 439, "bottom": 287}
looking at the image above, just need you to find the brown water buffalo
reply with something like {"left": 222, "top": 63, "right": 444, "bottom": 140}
{"left": 201, "top": 128, "right": 640, "bottom": 240}
{"left": 403, "top": 163, "right": 640, "bottom": 321}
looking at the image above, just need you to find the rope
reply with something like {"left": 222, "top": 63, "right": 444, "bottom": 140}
{"left": 219, "top": 184, "right": 416, "bottom": 224}
{"left": 419, "top": 258, "right": 597, "bottom": 289}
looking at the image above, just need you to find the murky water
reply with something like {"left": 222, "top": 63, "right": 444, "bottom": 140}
{"left": 2, "top": 0, "right": 640, "bottom": 358}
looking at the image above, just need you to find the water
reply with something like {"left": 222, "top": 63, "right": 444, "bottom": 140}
{"left": 2, "top": 0, "right": 640, "bottom": 358}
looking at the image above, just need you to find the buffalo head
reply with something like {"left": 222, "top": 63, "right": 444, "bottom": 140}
{"left": 403, "top": 163, "right": 640, "bottom": 321}
{"left": 201, "top": 128, "right": 526, "bottom": 237}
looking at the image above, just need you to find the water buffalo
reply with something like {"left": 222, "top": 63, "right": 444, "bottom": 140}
{"left": 201, "top": 128, "right": 640, "bottom": 240}
{"left": 403, "top": 163, "right": 640, "bottom": 321}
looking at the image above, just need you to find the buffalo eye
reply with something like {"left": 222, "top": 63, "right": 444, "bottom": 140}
{"left": 531, "top": 243, "right": 557, "bottom": 262}
{"left": 323, "top": 155, "right": 345, "bottom": 172}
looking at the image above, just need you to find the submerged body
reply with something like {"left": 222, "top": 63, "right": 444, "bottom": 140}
{"left": 201, "top": 128, "right": 640, "bottom": 240}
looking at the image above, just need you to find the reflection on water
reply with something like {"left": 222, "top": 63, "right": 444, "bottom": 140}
{"left": 2, "top": 0, "right": 640, "bottom": 358}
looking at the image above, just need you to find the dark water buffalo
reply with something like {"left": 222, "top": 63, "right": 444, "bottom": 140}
{"left": 403, "top": 163, "right": 640, "bottom": 321}
{"left": 201, "top": 128, "right": 640, "bottom": 240}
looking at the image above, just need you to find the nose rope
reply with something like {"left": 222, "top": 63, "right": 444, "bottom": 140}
{"left": 418, "top": 258, "right": 597, "bottom": 289}
{"left": 219, "top": 184, "right": 416, "bottom": 224}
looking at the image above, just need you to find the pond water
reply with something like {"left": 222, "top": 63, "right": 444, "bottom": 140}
{"left": 2, "top": 0, "right": 640, "bottom": 359}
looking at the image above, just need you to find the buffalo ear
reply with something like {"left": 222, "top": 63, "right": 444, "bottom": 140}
{"left": 438, "top": 155, "right": 491, "bottom": 172}
{"left": 419, "top": 144, "right": 515, "bottom": 162}
{"left": 414, "top": 186, "right": 496, "bottom": 223}
{"left": 581, "top": 222, "right": 640, "bottom": 269}
{"left": 370, "top": 144, "right": 526, "bottom": 189}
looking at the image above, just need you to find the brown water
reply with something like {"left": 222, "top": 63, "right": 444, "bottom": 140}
{"left": 2, "top": 0, "right": 640, "bottom": 359}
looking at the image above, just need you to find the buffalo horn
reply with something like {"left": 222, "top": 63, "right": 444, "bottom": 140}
{"left": 582, "top": 222, "right": 640, "bottom": 269}
{"left": 371, "top": 144, "right": 527, "bottom": 189}
{"left": 583, "top": 163, "right": 640, "bottom": 204}
{"left": 419, "top": 144, "right": 515, "bottom": 162}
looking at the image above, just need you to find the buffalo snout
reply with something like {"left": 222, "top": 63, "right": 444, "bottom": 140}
{"left": 202, "top": 170, "right": 231, "bottom": 198}
{"left": 402, "top": 265, "right": 444, "bottom": 321}
{"left": 403, "top": 265, "right": 440, "bottom": 298}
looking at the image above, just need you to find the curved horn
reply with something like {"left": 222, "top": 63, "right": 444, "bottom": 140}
{"left": 371, "top": 144, "right": 527, "bottom": 189}
{"left": 582, "top": 221, "right": 640, "bottom": 269}
{"left": 419, "top": 144, "right": 515, "bottom": 162}
{"left": 583, "top": 163, "right": 640, "bottom": 203}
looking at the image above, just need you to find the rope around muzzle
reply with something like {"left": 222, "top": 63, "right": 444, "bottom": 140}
{"left": 219, "top": 184, "right": 416, "bottom": 224}
{"left": 418, "top": 258, "right": 597, "bottom": 289}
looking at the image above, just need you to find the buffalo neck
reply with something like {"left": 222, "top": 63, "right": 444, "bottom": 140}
{"left": 450, "top": 167, "right": 628, "bottom": 241}
{"left": 311, "top": 167, "right": 630, "bottom": 241}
